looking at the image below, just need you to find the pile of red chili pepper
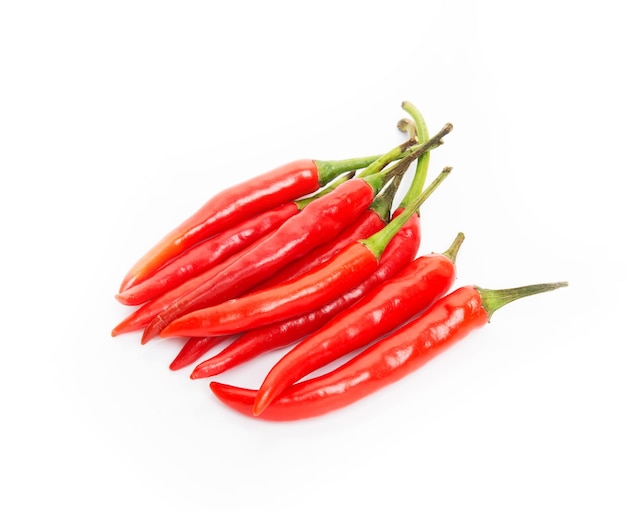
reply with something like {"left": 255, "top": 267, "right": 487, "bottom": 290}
{"left": 113, "top": 101, "right": 568, "bottom": 421}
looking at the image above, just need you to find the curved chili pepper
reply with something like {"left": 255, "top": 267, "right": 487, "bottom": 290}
{"left": 209, "top": 281, "right": 568, "bottom": 421}
{"left": 186, "top": 213, "right": 418, "bottom": 376}
{"left": 172, "top": 174, "right": 409, "bottom": 371}
{"left": 142, "top": 132, "right": 451, "bottom": 343}
{"left": 111, "top": 173, "right": 354, "bottom": 336}
{"left": 159, "top": 165, "right": 452, "bottom": 340}
{"left": 118, "top": 153, "right": 401, "bottom": 293}
{"left": 251, "top": 232, "right": 464, "bottom": 415}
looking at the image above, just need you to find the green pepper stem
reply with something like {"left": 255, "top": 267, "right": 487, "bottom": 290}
{"left": 362, "top": 148, "right": 417, "bottom": 195}
{"left": 357, "top": 122, "right": 453, "bottom": 179}
{"left": 369, "top": 173, "right": 404, "bottom": 223}
{"left": 355, "top": 139, "right": 418, "bottom": 179}
{"left": 477, "top": 282, "right": 569, "bottom": 321}
{"left": 441, "top": 232, "right": 465, "bottom": 264}
{"left": 362, "top": 166, "right": 452, "bottom": 259}
{"left": 399, "top": 101, "right": 431, "bottom": 210}
{"left": 315, "top": 154, "right": 396, "bottom": 185}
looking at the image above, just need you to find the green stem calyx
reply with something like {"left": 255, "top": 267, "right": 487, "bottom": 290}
{"left": 441, "top": 232, "right": 465, "bottom": 264}
{"left": 362, "top": 166, "right": 452, "bottom": 259}
{"left": 315, "top": 154, "right": 393, "bottom": 185}
{"left": 477, "top": 281, "right": 569, "bottom": 321}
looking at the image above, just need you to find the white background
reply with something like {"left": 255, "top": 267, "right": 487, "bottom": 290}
{"left": 2, "top": 1, "right": 624, "bottom": 509}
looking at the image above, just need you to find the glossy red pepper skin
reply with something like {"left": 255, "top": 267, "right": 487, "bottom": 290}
{"left": 111, "top": 235, "right": 269, "bottom": 336}
{"left": 249, "top": 167, "right": 406, "bottom": 292}
{"left": 158, "top": 168, "right": 452, "bottom": 340}
{"left": 169, "top": 335, "right": 234, "bottom": 371}
{"left": 257, "top": 208, "right": 387, "bottom": 290}
{"left": 118, "top": 128, "right": 449, "bottom": 295}
{"left": 209, "top": 286, "right": 489, "bottom": 421}
{"left": 173, "top": 208, "right": 394, "bottom": 371}
{"left": 160, "top": 242, "right": 381, "bottom": 338}
{"left": 113, "top": 172, "right": 361, "bottom": 332}
{"left": 144, "top": 177, "right": 379, "bottom": 342}
{"left": 187, "top": 215, "right": 420, "bottom": 376}
{"left": 115, "top": 202, "right": 300, "bottom": 306}
{"left": 119, "top": 159, "right": 325, "bottom": 293}
{"left": 251, "top": 239, "right": 460, "bottom": 415}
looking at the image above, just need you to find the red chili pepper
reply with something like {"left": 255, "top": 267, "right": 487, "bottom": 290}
{"left": 251, "top": 232, "right": 464, "bottom": 415}
{"left": 159, "top": 164, "right": 452, "bottom": 340}
{"left": 142, "top": 131, "right": 451, "bottom": 343}
{"left": 172, "top": 175, "right": 412, "bottom": 372}
{"left": 118, "top": 153, "right": 401, "bottom": 294}
{"left": 209, "top": 281, "right": 568, "bottom": 421}
{"left": 185, "top": 214, "right": 418, "bottom": 376}
{"left": 110, "top": 172, "right": 354, "bottom": 336}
